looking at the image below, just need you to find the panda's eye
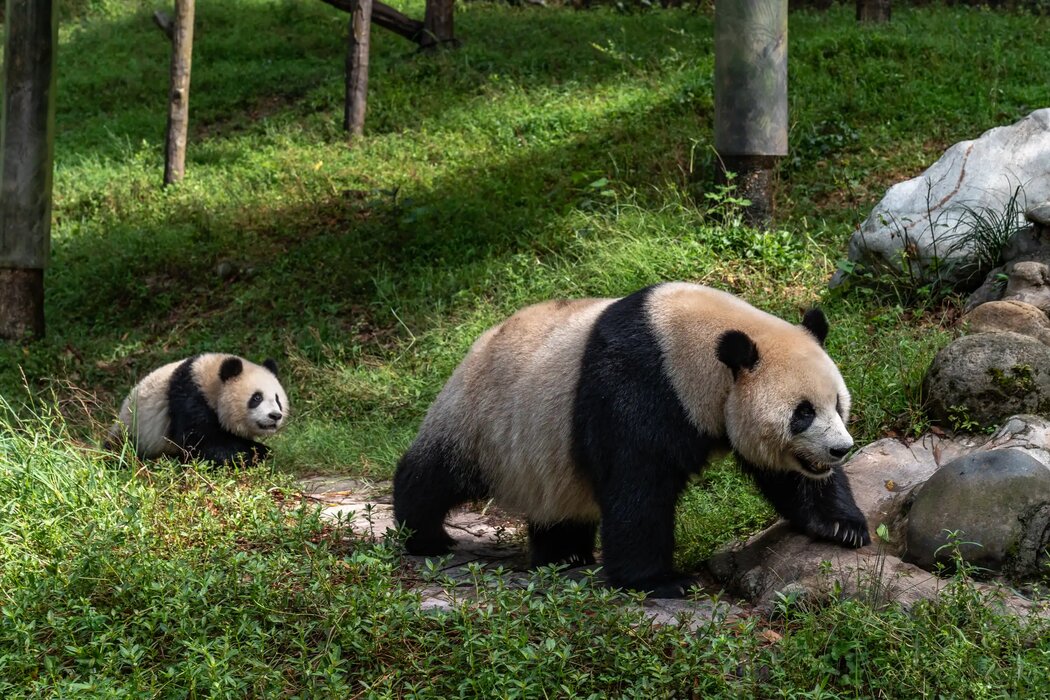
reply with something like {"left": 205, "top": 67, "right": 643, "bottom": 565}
{"left": 790, "top": 400, "right": 816, "bottom": 435}
{"left": 248, "top": 392, "right": 263, "bottom": 409}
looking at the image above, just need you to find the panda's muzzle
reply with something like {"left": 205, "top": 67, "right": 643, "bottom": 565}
{"left": 256, "top": 413, "right": 283, "bottom": 431}
{"left": 794, "top": 453, "right": 837, "bottom": 478}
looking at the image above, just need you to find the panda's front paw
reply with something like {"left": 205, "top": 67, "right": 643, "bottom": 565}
{"left": 809, "top": 515, "right": 870, "bottom": 549}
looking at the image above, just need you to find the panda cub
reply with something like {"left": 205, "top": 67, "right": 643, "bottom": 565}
{"left": 109, "top": 353, "right": 289, "bottom": 466}
{"left": 394, "top": 282, "right": 869, "bottom": 597}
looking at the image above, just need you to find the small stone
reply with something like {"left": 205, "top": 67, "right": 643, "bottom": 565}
{"left": 1004, "top": 261, "right": 1050, "bottom": 313}
{"left": 923, "top": 332, "right": 1050, "bottom": 429}
{"left": 963, "top": 300, "right": 1050, "bottom": 345}
{"left": 904, "top": 449, "right": 1050, "bottom": 577}
{"left": 1026, "top": 202, "right": 1050, "bottom": 227}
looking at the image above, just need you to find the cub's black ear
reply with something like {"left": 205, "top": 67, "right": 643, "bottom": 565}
{"left": 263, "top": 358, "right": 279, "bottom": 377}
{"left": 219, "top": 357, "right": 244, "bottom": 383}
{"left": 717, "top": 330, "right": 759, "bottom": 380}
{"left": 802, "top": 308, "right": 829, "bottom": 346}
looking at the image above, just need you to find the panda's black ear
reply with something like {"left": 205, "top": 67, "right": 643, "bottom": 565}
{"left": 801, "top": 308, "right": 829, "bottom": 346}
{"left": 219, "top": 357, "right": 244, "bottom": 383}
{"left": 716, "top": 330, "right": 759, "bottom": 380}
{"left": 263, "top": 358, "right": 279, "bottom": 377}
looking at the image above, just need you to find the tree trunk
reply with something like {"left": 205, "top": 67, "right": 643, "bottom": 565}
{"left": 321, "top": 0, "right": 425, "bottom": 45}
{"left": 713, "top": 0, "right": 788, "bottom": 227}
{"left": 0, "top": 0, "right": 58, "bottom": 341}
{"left": 0, "top": 269, "right": 44, "bottom": 340}
{"left": 856, "top": 0, "right": 891, "bottom": 22}
{"left": 163, "top": 0, "right": 195, "bottom": 186}
{"left": 344, "top": 0, "right": 373, "bottom": 137}
{"left": 421, "top": 0, "right": 455, "bottom": 49}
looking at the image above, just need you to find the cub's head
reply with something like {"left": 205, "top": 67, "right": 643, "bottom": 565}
{"left": 716, "top": 309, "right": 852, "bottom": 479}
{"left": 215, "top": 357, "right": 289, "bottom": 439}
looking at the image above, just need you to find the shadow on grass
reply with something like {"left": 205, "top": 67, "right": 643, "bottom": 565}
{"left": 56, "top": 0, "right": 714, "bottom": 160}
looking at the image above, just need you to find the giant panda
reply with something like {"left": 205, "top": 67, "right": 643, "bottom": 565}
{"left": 109, "top": 353, "right": 289, "bottom": 466}
{"left": 393, "top": 282, "right": 869, "bottom": 597}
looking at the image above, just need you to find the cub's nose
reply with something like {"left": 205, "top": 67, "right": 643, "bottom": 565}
{"left": 269, "top": 411, "right": 283, "bottom": 422}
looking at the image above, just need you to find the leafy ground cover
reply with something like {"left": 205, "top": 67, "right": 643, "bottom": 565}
{"left": 2, "top": 0, "right": 1050, "bottom": 694}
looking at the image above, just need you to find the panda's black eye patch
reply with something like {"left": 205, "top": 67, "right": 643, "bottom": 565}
{"left": 790, "top": 400, "right": 816, "bottom": 435}
{"left": 248, "top": 392, "right": 263, "bottom": 409}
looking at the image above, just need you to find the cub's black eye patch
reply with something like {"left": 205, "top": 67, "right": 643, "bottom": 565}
{"left": 790, "top": 400, "right": 816, "bottom": 435}
{"left": 248, "top": 392, "right": 263, "bottom": 409}
{"left": 836, "top": 396, "right": 843, "bottom": 418}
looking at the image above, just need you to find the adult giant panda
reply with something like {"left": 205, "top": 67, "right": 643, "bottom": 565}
{"left": 109, "top": 353, "right": 289, "bottom": 466}
{"left": 394, "top": 282, "right": 869, "bottom": 597}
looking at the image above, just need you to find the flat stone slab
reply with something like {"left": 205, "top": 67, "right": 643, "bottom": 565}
{"left": 298, "top": 478, "right": 745, "bottom": 629}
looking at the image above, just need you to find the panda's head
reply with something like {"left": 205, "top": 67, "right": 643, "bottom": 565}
{"left": 716, "top": 309, "right": 853, "bottom": 479}
{"left": 215, "top": 357, "right": 289, "bottom": 439}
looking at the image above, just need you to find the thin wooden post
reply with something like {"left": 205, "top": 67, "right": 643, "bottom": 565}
{"left": 0, "top": 0, "right": 58, "bottom": 340}
{"left": 344, "top": 0, "right": 373, "bottom": 138}
{"left": 713, "top": 0, "right": 788, "bottom": 227}
{"left": 856, "top": 0, "right": 891, "bottom": 22}
{"left": 163, "top": 0, "right": 195, "bottom": 186}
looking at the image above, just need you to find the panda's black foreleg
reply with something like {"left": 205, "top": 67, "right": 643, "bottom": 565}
{"left": 184, "top": 433, "right": 270, "bottom": 467}
{"left": 596, "top": 470, "right": 695, "bottom": 598}
{"left": 393, "top": 440, "right": 481, "bottom": 556}
{"left": 741, "top": 460, "right": 870, "bottom": 548}
{"left": 528, "top": 520, "right": 598, "bottom": 568}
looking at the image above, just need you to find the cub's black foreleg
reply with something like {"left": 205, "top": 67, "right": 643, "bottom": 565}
{"left": 741, "top": 460, "right": 870, "bottom": 548}
{"left": 192, "top": 437, "right": 270, "bottom": 467}
{"left": 528, "top": 520, "right": 598, "bottom": 568}
{"left": 393, "top": 441, "right": 481, "bottom": 556}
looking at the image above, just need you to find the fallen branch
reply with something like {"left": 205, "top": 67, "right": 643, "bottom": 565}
{"left": 153, "top": 9, "right": 174, "bottom": 40}
{"left": 320, "top": 0, "right": 424, "bottom": 44}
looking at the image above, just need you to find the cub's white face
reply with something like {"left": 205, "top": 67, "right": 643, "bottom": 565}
{"left": 217, "top": 364, "right": 290, "bottom": 439}
{"left": 725, "top": 347, "right": 853, "bottom": 480}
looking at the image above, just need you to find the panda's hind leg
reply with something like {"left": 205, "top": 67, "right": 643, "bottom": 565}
{"left": 393, "top": 440, "right": 482, "bottom": 556}
{"left": 528, "top": 520, "right": 597, "bottom": 568}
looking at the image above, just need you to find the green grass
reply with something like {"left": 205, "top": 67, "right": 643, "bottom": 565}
{"left": 3, "top": 413, "right": 1049, "bottom": 695}
{"left": 2, "top": 0, "right": 1050, "bottom": 693}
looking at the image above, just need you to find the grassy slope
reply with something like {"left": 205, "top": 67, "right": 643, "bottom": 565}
{"left": 2, "top": 1, "right": 1050, "bottom": 693}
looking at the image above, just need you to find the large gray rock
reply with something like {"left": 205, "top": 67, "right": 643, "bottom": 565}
{"left": 923, "top": 332, "right": 1050, "bottom": 429}
{"left": 904, "top": 449, "right": 1050, "bottom": 577}
{"left": 836, "top": 109, "right": 1050, "bottom": 287}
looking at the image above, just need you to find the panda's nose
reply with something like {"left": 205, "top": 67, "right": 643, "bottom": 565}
{"left": 829, "top": 445, "right": 851, "bottom": 460}
{"left": 269, "top": 411, "right": 283, "bottom": 422}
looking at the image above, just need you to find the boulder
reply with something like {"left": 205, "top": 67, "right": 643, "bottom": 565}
{"left": 923, "top": 332, "right": 1050, "bottom": 429}
{"left": 963, "top": 300, "right": 1050, "bottom": 344}
{"left": 903, "top": 449, "right": 1050, "bottom": 577}
{"left": 834, "top": 109, "right": 1050, "bottom": 287}
{"left": 706, "top": 420, "right": 1050, "bottom": 613}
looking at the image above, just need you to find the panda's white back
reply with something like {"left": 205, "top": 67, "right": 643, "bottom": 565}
{"left": 116, "top": 360, "right": 183, "bottom": 458}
